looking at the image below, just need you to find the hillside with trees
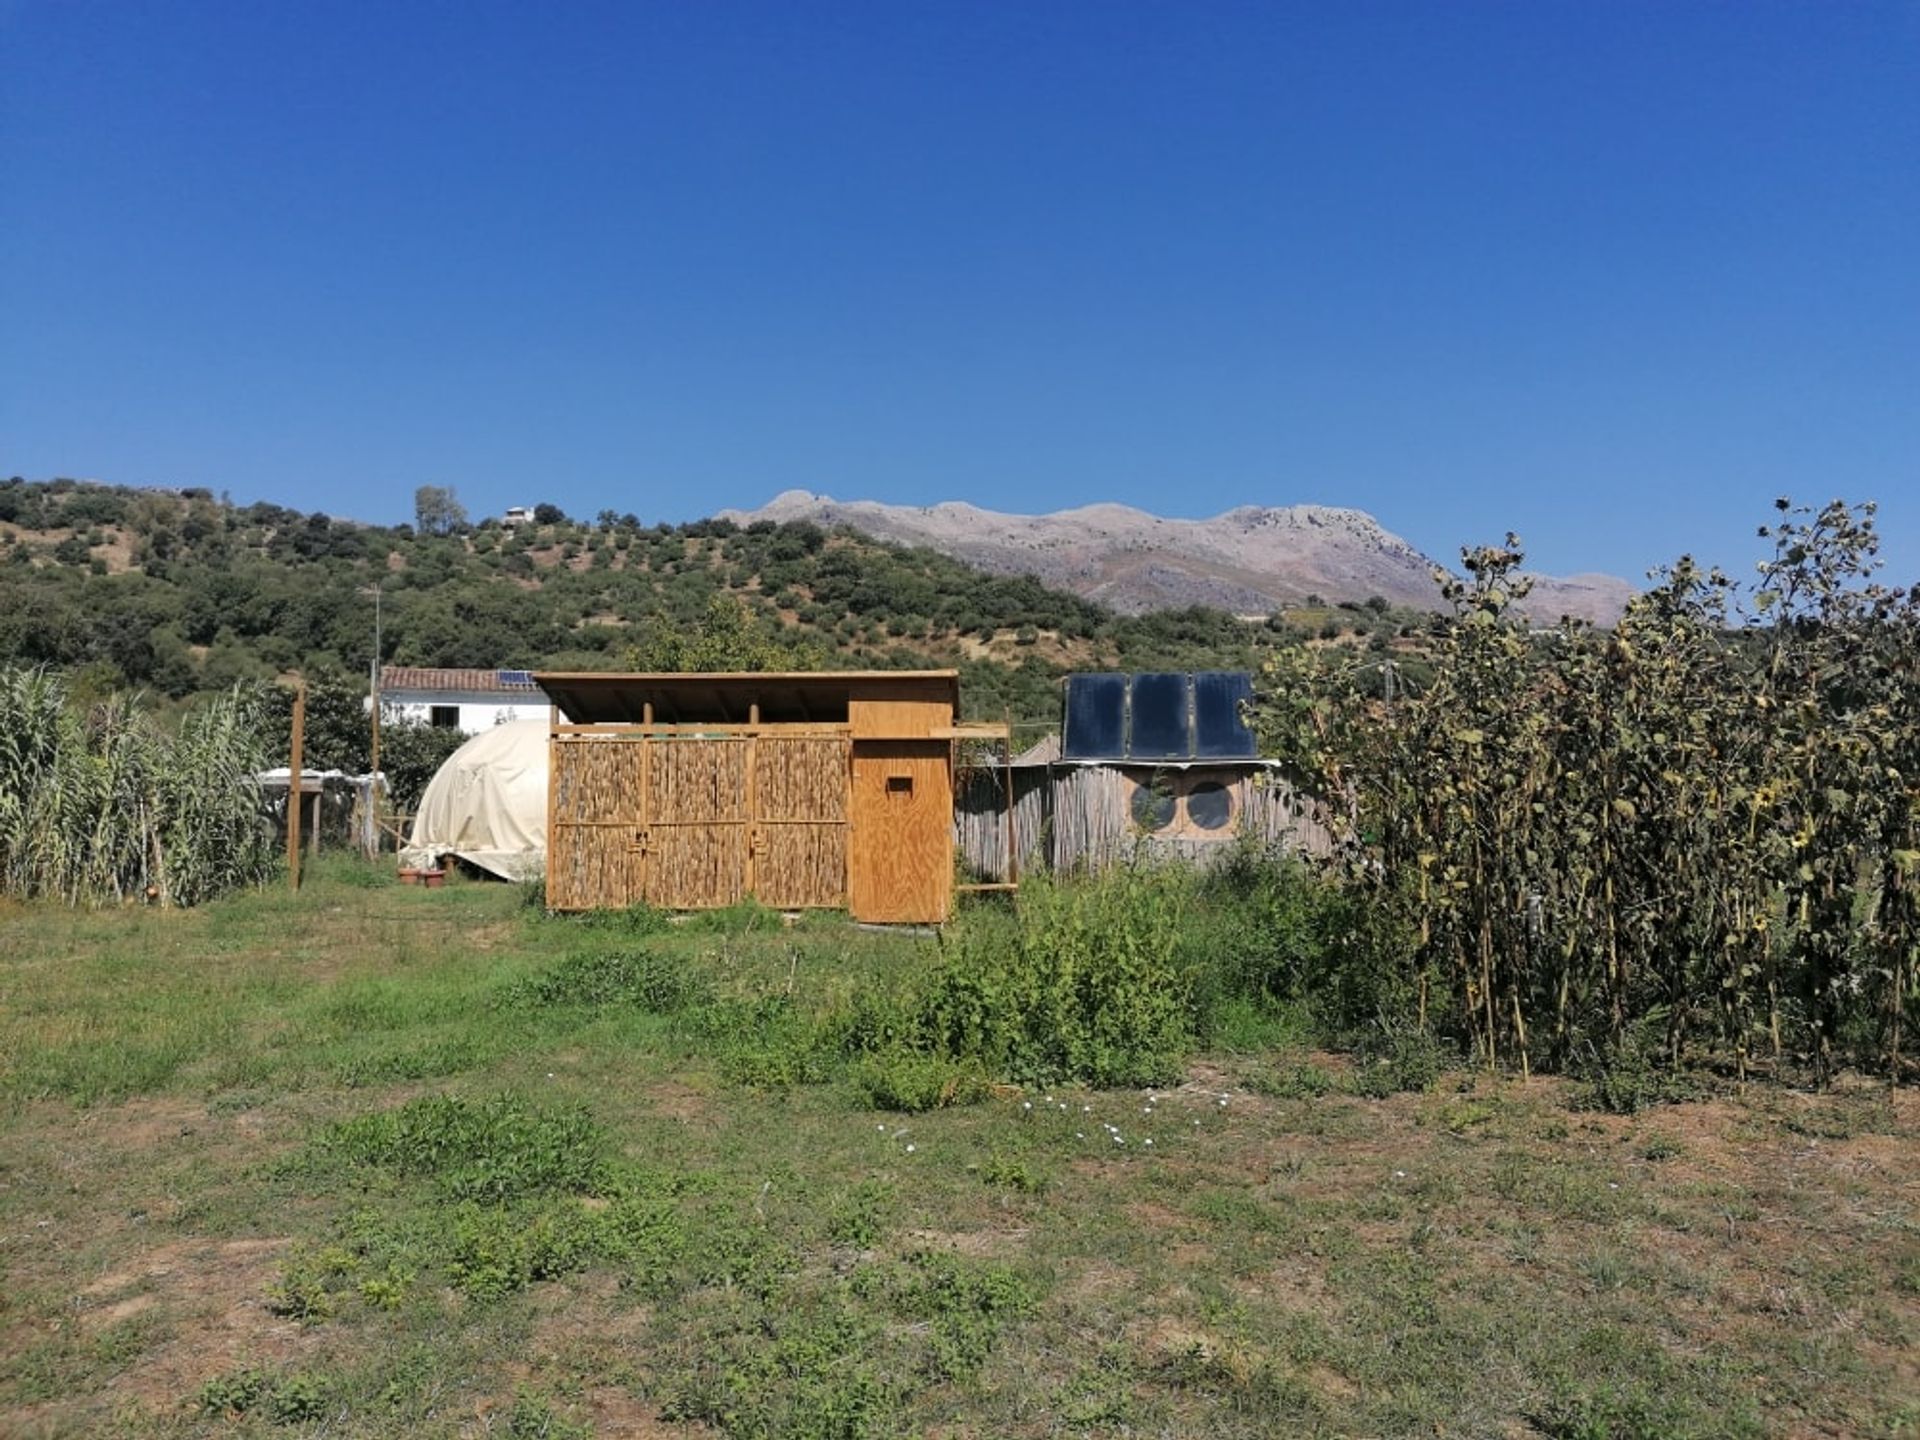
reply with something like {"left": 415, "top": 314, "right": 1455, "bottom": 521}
{"left": 0, "top": 477, "right": 1429, "bottom": 733}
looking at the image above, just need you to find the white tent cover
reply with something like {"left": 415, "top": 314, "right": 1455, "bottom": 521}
{"left": 400, "top": 719, "right": 547, "bottom": 881}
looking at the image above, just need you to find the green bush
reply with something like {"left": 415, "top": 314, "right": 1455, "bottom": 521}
{"left": 921, "top": 870, "right": 1194, "bottom": 1087}
{"left": 1570, "top": 1023, "right": 1688, "bottom": 1115}
{"left": 1345, "top": 1024, "right": 1449, "bottom": 1097}
{"left": 506, "top": 945, "right": 707, "bottom": 1012}
{"left": 310, "top": 1092, "right": 608, "bottom": 1202}
{"left": 852, "top": 1049, "right": 991, "bottom": 1113}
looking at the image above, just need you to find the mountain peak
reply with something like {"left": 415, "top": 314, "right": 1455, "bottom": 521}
{"left": 720, "top": 492, "right": 1633, "bottom": 624}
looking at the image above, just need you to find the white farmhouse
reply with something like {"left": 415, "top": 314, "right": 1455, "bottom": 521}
{"left": 379, "top": 666, "right": 551, "bottom": 734}
{"left": 501, "top": 506, "right": 535, "bottom": 528}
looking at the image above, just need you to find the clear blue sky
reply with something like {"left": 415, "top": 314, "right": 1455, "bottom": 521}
{"left": 4, "top": 1, "right": 1916, "bottom": 584}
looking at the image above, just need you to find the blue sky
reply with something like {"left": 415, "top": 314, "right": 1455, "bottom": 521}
{"left": 4, "top": 2, "right": 1916, "bottom": 584}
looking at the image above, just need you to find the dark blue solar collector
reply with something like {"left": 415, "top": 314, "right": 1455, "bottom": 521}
{"left": 1193, "top": 671, "right": 1257, "bottom": 758}
{"left": 1060, "top": 671, "right": 1258, "bottom": 761}
{"left": 1062, "top": 673, "right": 1127, "bottom": 759}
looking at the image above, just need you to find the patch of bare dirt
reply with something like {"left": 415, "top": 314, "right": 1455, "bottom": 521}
{"left": 20, "top": 1235, "right": 314, "bottom": 1425}
{"left": 897, "top": 1226, "right": 1027, "bottom": 1259}
{"left": 75, "top": 1094, "right": 210, "bottom": 1152}
{"left": 579, "top": 1386, "right": 699, "bottom": 1437}
{"left": 644, "top": 1079, "right": 718, "bottom": 1126}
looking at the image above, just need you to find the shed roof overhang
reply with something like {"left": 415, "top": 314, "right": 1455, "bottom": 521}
{"left": 533, "top": 670, "right": 960, "bottom": 726}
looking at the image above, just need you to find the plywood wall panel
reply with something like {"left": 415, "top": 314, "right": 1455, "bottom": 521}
{"left": 849, "top": 741, "right": 952, "bottom": 923}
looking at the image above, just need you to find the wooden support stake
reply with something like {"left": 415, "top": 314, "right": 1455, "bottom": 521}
{"left": 545, "top": 704, "right": 559, "bottom": 907}
{"left": 1003, "top": 744, "right": 1016, "bottom": 886}
{"left": 288, "top": 676, "right": 306, "bottom": 890}
{"left": 367, "top": 664, "right": 382, "bottom": 857}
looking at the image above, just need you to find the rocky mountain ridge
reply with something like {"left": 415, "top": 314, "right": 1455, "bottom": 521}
{"left": 720, "top": 490, "right": 1634, "bottom": 624}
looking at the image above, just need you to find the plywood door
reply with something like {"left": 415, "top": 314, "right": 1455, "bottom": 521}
{"left": 849, "top": 741, "right": 952, "bottom": 923}
{"left": 641, "top": 738, "right": 748, "bottom": 909}
{"left": 752, "top": 736, "right": 849, "bottom": 909}
{"left": 547, "top": 738, "right": 645, "bottom": 910}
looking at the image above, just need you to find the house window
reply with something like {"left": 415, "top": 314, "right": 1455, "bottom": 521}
{"left": 430, "top": 705, "right": 460, "bottom": 729}
{"left": 1130, "top": 775, "right": 1177, "bottom": 832}
{"left": 1186, "top": 780, "right": 1233, "bottom": 832}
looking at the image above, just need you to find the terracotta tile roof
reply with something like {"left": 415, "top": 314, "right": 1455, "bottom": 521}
{"left": 379, "top": 666, "right": 542, "bottom": 694}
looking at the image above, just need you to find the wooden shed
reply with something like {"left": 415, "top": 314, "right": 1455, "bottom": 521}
{"left": 534, "top": 671, "right": 963, "bottom": 923}
{"left": 956, "top": 672, "right": 1333, "bottom": 879}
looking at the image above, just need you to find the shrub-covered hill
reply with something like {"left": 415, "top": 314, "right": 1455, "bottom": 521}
{"left": 0, "top": 478, "right": 1425, "bottom": 725}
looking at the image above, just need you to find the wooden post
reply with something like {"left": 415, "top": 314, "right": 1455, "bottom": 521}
{"left": 367, "top": 663, "right": 382, "bottom": 857}
{"left": 545, "top": 703, "right": 558, "bottom": 907}
{"left": 288, "top": 677, "right": 306, "bottom": 890}
{"left": 1003, "top": 731, "right": 1017, "bottom": 886}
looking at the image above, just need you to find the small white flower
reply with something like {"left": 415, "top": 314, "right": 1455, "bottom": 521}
{"left": 905, "top": 1144, "right": 916, "bottom": 1154}
{"left": 1083, "top": 1104, "right": 1092, "bottom": 1113}
{"left": 877, "top": 1124, "right": 886, "bottom": 1132}
{"left": 1394, "top": 1170, "right": 1407, "bottom": 1179}
{"left": 1143, "top": 1138, "right": 1154, "bottom": 1147}
{"left": 1022, "top": 1101, "right": 1032, "bottom": 1110}
{"left": 1075, "top": 1131, "right": 1085, "bottom": 1139}
{"left": 1608, "top": 1182, "right": 1619, "bottom": 1190}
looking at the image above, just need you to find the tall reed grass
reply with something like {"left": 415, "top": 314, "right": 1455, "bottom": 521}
{"left": 0, "top": 666, "right": 277, "bottom": 906}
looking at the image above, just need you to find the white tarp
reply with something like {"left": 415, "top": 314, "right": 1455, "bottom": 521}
{"left": 400, "top": 719, "right": 547, "bottom": 881}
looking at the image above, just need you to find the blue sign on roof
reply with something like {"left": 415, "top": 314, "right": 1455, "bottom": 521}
{"left": 1060, "top": 672, "right": 1257, "bottom": 761}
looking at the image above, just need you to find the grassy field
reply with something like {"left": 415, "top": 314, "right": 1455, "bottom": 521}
{"left": 1, "top": 861, "right": 1915, "bottom": 1439}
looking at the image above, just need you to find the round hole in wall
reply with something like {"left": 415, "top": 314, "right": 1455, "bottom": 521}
{"left": 1186, "top": 780, "right": 1233, "bottom": 832}
{"left": 1130, "top": 776, "right": 1176, "bottom": 832}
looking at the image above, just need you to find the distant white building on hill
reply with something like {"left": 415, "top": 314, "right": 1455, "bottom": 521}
{"left": 379, "top": 666, "right": 549, "bottom": 734}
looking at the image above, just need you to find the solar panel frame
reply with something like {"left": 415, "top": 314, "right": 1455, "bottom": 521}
{"left": 1062, "top": 673, "right": 1128, "bottom": 759}
{"left": 1126, "top": 672, "right": 1192, "bottom": 760}
{"left": 1192, "top": 671, "right": 1257, "bottom": 758}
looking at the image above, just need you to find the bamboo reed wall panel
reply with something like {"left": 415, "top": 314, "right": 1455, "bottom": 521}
{"left": 552, "top": 737, "right": 644, "bottom": 822}
{"left": 756, "top": 825, "right": 847, "bottom": 909}
{"left": 753, "top": 738, "right": 849, "bottom": 821}
{"left": 549, "top": 738, "right": 646, "bottom": 909}
{"left": 643, "top": 739, "right": 749, "bottom": 908}
{"left": 647, "top": 738, "right": 748, "bottom": 823}
{"left": 850, "top": 741, "right": 953, "bottom": 923}
{"left": 643, "top": 826, "right": 746, "bottom": 909}
{"left": 753, "top": 735, "right": 849, "bottom": 908}
{"left": 549, "top": 823, "right": 642, "bottom": 910}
